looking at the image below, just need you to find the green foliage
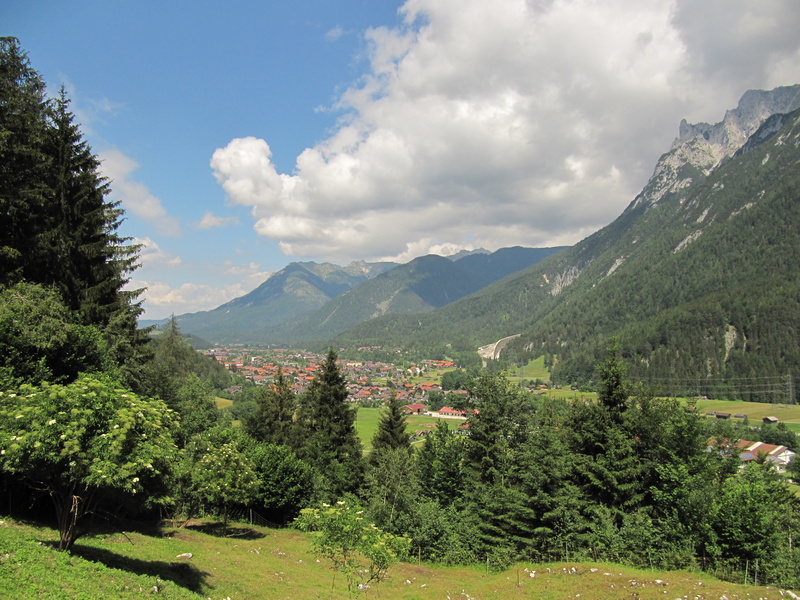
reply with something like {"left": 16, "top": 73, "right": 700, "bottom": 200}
{"left": 136, "top": 318, "right": 231, "bottom": 432}
{"left": 248, "top": 443, "right": 314, "bottom": 524}
{"left": 0, "top": 282, "right": 108, "bottom": 387}
{"left": 295, "top": 348, "right": 364, "bottom": 501}
{"left": 416, "top": 420, "right": 467, "bottom": 507}
{"left": 243, "top": 368, "right": 296, "bottom": 446}
{"left": 364, "top": 446, "right": 418, "bottom": 534}
{"left": 295, "top": 499, "right": 410, "bottom": 595}
{"left": 441, "top": 368, "right": 473, "bottom": 391}
{"left": 369, "top": 394, "right": 411, "bottom": 460}
{"left": 173, "top": 375, "right": 219, "bottom": 445}
{"left": 0, "top": 38, "right": 148, "bottom": 384}
{"left": 0, "top": 375, "right": 178, "bottom": 550}
{"left": 192, "top": 441, "right": 258, "bottom": 528}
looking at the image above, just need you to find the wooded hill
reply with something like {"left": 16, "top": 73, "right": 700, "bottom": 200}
{"left": 144, "top": 260, "right": 398, "bottom": 343}
{"left": 159, "top": 246, "right": 565, "bottom": 344}
{"left": 336, "top": 86, "right": 800, "bottom": 400}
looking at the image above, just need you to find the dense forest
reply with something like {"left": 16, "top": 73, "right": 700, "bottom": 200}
{"left": 2, "top": 37, "right": 800, "bottom": 590}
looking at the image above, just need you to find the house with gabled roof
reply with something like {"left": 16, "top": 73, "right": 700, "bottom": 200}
{"left": 710, "top": 438, "right": 796, "bottom": 472}
{"left": 734, "top": 440, "right": 796, "bottom": 471}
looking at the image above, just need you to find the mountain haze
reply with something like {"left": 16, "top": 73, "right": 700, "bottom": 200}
{"left": 157, "top": 247, "right": 564, "bottom": 344}
{"left": 145, "top": 261, "right": 396, "bottom": 342}
{"left": 337, "top": 85, "right": 800, "bottom": 399}
{"left": 262, "top": 246, "right": 566, "bottom": 343}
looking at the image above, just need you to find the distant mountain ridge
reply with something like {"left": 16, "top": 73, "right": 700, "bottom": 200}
{"left": 142, "top": 260, "right": 397, "bottom": 342}
{"left": 336, "top": 84, "right": 800, "bottom": 398}
{"left": 261, "top": 246, "right": 566, "bottom": 343}
{"left": 150, "top": 247, "right": 566, "bottom": 344}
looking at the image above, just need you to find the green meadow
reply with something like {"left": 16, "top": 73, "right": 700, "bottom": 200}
{"left": 1, "top": 518, "right": 792, "bottom": 600}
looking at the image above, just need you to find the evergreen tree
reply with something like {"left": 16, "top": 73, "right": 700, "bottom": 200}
{"left": 0, "top": 37, "right": 50, "bottom": 285}
{"left": 416, "top": 420, "right": 467, "bottom": 507}
{"left": 243, "top": 368, "right": 297, "bottom": 447}
{"left": 369, "top": 394, "right": 411, "bottom": 463}
{"left": 462, "top": 374, "right": 537, "bottom": 564}
{"left": 45, "top": 89, "right": 142, "bottom": 331}
{"left": 295, "top": 348, "right": 363, "bottom": 500}
{"left": 0, "top": 38, "right": 147, "bottom": 383}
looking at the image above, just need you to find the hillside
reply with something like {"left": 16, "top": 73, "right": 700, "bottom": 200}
{"left": 337, "top": 85, "right": 800, "bottom": 398}
{"left": 1, "top": 519, "right": 793, "bottom": 600}
{"left": 142, "top": 260, "right": 396, "bottom": 343}
{"left": 160, "top": 246, "right": 564, "bottom": 345}
{"left": 261, "top": 246, "right": 566, "bottom": 343}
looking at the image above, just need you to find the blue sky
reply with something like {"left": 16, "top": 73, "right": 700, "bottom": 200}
{"left": 4, "top": 1, "right": 800, "bottom": 320}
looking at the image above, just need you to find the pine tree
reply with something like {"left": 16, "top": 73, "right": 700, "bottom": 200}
{"left": 296, "top": 348, "right": 363, "bottom": 500}
{"left": 0, "top": 37, "right": 50, "bottom": 284}
{"left": 244, "top": 368, "right": 297, "bottom": 447}
{"left": 370, "top": 393, "right": 411, "bottom": 462}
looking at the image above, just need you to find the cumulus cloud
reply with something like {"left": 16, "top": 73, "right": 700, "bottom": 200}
{"left": 196, "top": 211, "right": 239, "bottom": 229}
{"left": 101, "top": 149, "right": 181, "bottom": 236}
{"left": 138, "top": 281, "right": 248, "bottom": 315}
{"left": 134, "top": 237, "right": 183, "bottom": 268}
{"left": 127, "top": 249, "right": 271, "bottom": 318}
{"left": 211, "top": 0, "right": 800, "bottom": 263}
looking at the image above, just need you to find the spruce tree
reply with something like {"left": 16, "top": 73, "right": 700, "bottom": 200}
{"left": 244, "top": 368, "right": 297, "bottom": 447}
{"left": 0, "top": 37, "right": 50, "bottom": 285}
{"left": 44, "top": 88, "right": 146, "bottom": 371}
{"left": 0, "top": 38, "right": 147, "bottom": 382}
{"left": 370, "top": 393, "right": 411, "bottom": 462}
{"left": 296, "top": 348, "right": 363, "bottom": 500}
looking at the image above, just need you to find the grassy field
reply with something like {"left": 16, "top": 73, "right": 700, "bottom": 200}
{"left": 686, "top": 397, "right": 800, "bottom": 432}
{"left": 1, "top": 517, "right": 794, "bottom": 600}
{"left": 214, "top": 397, "right": 232, "bottom": 410}
{"left": 356, "top": 407, "right": 449, "bottom": 451}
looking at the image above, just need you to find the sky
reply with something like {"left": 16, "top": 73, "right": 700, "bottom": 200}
{"left": 4, "top": 0, "right": 800, "bottom": 321}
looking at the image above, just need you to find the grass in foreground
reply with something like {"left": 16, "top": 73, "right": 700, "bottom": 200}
{"left": 1, "top": 517, "right": 797, "bottom": 600}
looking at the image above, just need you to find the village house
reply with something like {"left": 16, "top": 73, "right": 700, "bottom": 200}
{"left": 710, "top": 438, "right": 797, "bottom": 472}
{"left": 734, "top": 440, "right": 796, "bottom": 471}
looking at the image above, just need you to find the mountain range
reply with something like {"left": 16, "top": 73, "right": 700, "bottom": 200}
{"left": 145, "top": 247, "right": 566, "bottom": 344}
{"left": 150, "top": 83, "right": 800, "bottom": 399}
{"left": 336, "top": 84, "right": 800, "bottom": 398}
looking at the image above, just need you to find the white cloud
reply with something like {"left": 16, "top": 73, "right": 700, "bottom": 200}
{"left": 128, "top": 251, "right": 271, "bottom": 319}
{"left": 137, "top": 281, "right": 248, "bottom": 317}
{"left": 134, "top": 237, "right": 183, "bottom": 269}
{"left": 223, "top": 260, "right": 272, "bottom": 290}
{"left": 325, "top": 25, "right": 346, "bottom": 42}
{"left": 196, "top": 211, "right": 239, "bottom": 230}
{"left": 211, "top": 0, "right": 800, "bottom": 264}
{"left": 100, "top": 149, "right": 181, "bottom": 236}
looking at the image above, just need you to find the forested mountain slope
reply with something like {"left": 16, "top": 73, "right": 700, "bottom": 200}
{"left": 145, "top": 260, "right": 397, "bottom": 343}
{"left": 338, "top": 86, "right": 800, "bottom": 399}
{"left": 260, "top": 246, "right": 566, "bottom": 344}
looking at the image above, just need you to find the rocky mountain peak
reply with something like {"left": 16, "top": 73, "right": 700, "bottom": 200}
{"left": 630, "top": 84, "right": 800, "bottom": 211}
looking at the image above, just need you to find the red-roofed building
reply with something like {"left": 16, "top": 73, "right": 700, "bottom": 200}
{"left": 404, "top": 403, "right": 426, "bottom": 415}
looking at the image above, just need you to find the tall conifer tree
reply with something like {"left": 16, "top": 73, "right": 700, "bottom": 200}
{"left": 0, "top": 39, "right": 147, "bottom": 382}
{"left": 0, "top": 37, "right": 50, "bottom": 284}
{"left": 296, "top": 348, "right": 363, "bottom": 500}
{"left": 370, "top": 394, "right": 411, "bottom": 462}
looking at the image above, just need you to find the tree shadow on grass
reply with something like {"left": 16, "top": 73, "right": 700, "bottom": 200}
{"left": 184, "top": 521, "right": 267, "bottom": 540}
{"left": 69, "top": 544, "right": 211, "bottom": 594}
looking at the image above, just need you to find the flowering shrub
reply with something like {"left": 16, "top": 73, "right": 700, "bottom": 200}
{"left": 295, "top": 499, "right": 410, "bottom": 594}
{"left": 0, "top": 376, "right": 178, "bottom": 550}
